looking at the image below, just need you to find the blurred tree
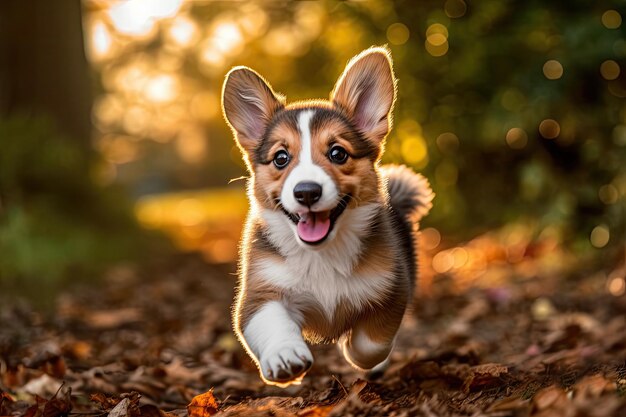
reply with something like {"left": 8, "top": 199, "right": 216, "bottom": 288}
{"left": 0, "top": 0, "right": 91, "bottom": 143}
{"left": 0, "top": 0, "right": 155, "bottom": 296}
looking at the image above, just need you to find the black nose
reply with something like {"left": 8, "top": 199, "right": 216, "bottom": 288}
{"left": 293, "top": 182, "right": 322, "bottom": 207}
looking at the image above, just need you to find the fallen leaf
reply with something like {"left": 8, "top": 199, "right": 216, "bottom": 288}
{"left": 187, "top": 389, "right": 219, "bottom": 417}
{"left": 21, "top": 374, "right": 63, "bottom": 398}
{"left": 109, "top": 397, "right": 131, "bottom": 417}
{"left": 533, "top": 385, "right": 568, "bottom": 411}
{"left": 462, "top": 363, "right": 508, "bottom": 392}
{"left": 573, "top": 374, "right": 616, "bottom": 398}
{"left": 487, "top": 395, "right": 529, "bottom": 412}
{"left": 84, "top": 308, "right": 142, "bottom": 329}
{"left": 328, "top": 380, "right": 367, "bottom": 417}
{"left": 0, "top": 391, "right": 15, "bottom": 415}
{"left": 42, "top": 385, "right": 72, "bottom": 417}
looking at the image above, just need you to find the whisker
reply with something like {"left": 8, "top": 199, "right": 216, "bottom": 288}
{"left": 228, "top": 176, "right": 249, "bottom": 184}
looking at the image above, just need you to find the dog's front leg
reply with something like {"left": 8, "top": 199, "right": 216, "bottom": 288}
{"left": 240, "top": 300, "right": 313, "bottom": 386}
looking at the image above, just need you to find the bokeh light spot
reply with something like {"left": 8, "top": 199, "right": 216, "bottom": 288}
{"left": 602, "top": 10, "right": 622, "bottom": 29}
{"left": 436, "top": 132, "right": 459, "bottom": 153}
{"left": 421, "top": 228, "right": 441, "bottom": 250}
{"left": 210, "top": 21, "right": 245, "bottom": 57}
{"left": 613, "top": 125, "right": 626, "bottom": 146}
{"left": 123, "top": 106, "right": 149, "bottom": 135}
{"left": 444, "top": 0, "right": 467, "bottom": 18}
{"left": 199, "top": 45, "right": 225, "bottom": 69}
{"left": 387, "top": 23, "right": 410, "bottom": 45}
{"left": 432, "top": 251, "right": 454, "bottom": 273}
{"left": 425, "top": 24, "right": 449, "bottom": 57}
{"left": 608, "top": 276, "right": 625, "bottom": 296}
{"left": 167, "top": 16, "right": 199, "bottom": 48}
{"left": 89, "top": 20, "right": 114, "bottom": 61}
{"left": 505, "top": 128, "right": 528, "bottom": 149}
{"left": 599, "top": 184, "right": 619, "bottom": 204}
{"left": 401, "top": 136, "right": 428, "bottom": 165}
{"left": 238, "top": 4, "right": 269, "bottom": 37}
{"left": 426, "top": 23, "right": 449, "bottom": 38}
{"left": 427, "top": 33, "right": 447, "bottom": 47}
{"left": 263, "top": 26, "right": 299, "bottom": 56}
{"left": 590, "top": 225, "right": 610, "bottom": 248}
{"left": 425, "top": 39, "right": 449, "bottom": 57}
{"left": 451, "top": 247, "right": 469, "bottom": 269}
{"left": 600, "top": 60, "right": 620, "bottom": 80}
{"left": 543, "top": 60, "right": 563, "bottom": 80}
{"left": 539, "top": 119, "right": 560, "bottom": 139}
{"left": 145, "top": 74, "right": 178, "bottom": 103}
{"left": 108, "top": 0, "right": 183, "bottom": 37}
{"left": 532, "top": 297, "right": 556, "bottom": 320}
{"left": 99, "top": 135, "right": 139, "bottom": 165}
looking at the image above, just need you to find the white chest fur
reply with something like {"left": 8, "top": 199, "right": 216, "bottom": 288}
{"left": 254, "top": 205, "right": 393, "bottom": 319}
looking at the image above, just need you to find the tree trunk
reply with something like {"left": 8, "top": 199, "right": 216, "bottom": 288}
{"left": 0, "top": 0, "right": 92, "bottom": 144}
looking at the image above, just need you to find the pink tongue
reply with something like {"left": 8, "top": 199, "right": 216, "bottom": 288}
{"left": 297, "top": 213, "right": 331, "bottom": 243}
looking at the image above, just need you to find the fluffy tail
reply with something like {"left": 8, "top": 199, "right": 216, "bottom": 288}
{"left": 380, "top": 164, "right": 434, "bottom": 222}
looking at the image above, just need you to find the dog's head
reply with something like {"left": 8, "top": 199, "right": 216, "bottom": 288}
{"left": 222, "top": 47, "right": 396, "bottom": 246}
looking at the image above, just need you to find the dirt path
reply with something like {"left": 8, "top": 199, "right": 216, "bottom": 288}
{"left": 1, "top": 253, "right": 625, "bottom": 416}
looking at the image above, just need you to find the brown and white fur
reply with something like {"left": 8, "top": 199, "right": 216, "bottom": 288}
{"left": 222, "top": 47, "right": 433, "bottom": 387}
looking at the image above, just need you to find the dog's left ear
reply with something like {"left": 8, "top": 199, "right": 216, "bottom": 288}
{"left": 331, "top": 46, "right": 396, "bottom": 146}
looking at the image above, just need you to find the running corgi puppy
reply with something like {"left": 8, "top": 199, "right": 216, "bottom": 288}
{"left": 222, "top": 46, "right": 433, "bottom": 387}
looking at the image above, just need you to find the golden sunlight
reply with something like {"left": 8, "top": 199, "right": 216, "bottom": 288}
{"left": 212, "top": 21, "right": 245, "bottom": 56}
{"left": 88, "top": 19, "right": 113, "bottom": 61}
{"left": 144, "top": 74, "right": 179, "bottom": 103}
{"left": 108, "top": 0, "right": 183, "bottom": 36}
{"left": 166, "top": 15, "right": 199, "bottom": 48}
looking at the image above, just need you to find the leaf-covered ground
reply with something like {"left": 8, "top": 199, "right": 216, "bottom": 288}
{"left": 1, "top": 246, "right": 625, "bottom": 416}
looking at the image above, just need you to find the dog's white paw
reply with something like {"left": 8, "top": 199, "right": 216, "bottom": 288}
{"left": 259, "top": 341, "right": 313, "bottom": 385}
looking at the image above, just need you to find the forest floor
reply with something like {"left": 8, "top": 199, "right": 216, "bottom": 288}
{"left": 1, "top": 246, "right": 625, "bottom": 417}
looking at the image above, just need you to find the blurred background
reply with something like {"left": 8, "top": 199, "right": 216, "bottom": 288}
{"left": 0, "top": 0, "right": 624, "bottom": 298}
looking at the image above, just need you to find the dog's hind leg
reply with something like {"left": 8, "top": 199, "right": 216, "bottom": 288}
{"left": 341, "top": 272, "right": 408, "bottom": 372}
{"left": 340, "top": 323, "right": 396, "bottom": 371}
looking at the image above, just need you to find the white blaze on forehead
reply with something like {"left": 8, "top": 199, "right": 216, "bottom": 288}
{"left": 280, "top": 109, "right": 339, "bottom": 213}
{"left": 298, "top": 110, "right": 315, "bottom": 164}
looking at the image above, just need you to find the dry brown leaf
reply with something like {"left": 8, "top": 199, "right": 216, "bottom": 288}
{"left": 42, "top": 385, "right": 72, "bottom": 417}
{"left": 573, "top": 374, "right": 616, "bottom": 398}
{"left": 297, "top": 405, "right": 335, "bottom": 417}
{"left": 486, "top": 395, "right": 529, "bottom": 412}
{"left": 0, "top": 391, "right": 16, "bottom": 416}
{"left": 108, "top": 397, "right": 131, "bottom": 417}
{"left": 462, "top": 363, "right": 508, "bottom": 392}
{"left": 84, "top": 308, "right": 142, "bottom": 329}
{"left": 328, "top": 380, "right": 367, "bottom": 417}
{"left": 21, "top": 374, "right": 63, "bottom": 398}
{"left": 533, "top": 385, "right": 568, "bottom": 411}
{"left": 187, "top": 389, "right": 219, "bottom": 417}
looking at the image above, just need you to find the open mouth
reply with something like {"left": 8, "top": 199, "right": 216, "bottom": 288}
{"left": 281, "top": 195, "right": 351, "bottom": 245}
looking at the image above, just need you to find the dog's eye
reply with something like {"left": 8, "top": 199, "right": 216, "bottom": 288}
{"left": 273, "top": 150, "right": 290, "bottom": 169}
{"left": 328, "top": 145, "right": 349, "bottom": 164}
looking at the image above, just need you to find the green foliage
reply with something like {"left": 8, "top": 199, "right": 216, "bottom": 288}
{"left": 0, "top": 115, "right": 152, "bottom": 294}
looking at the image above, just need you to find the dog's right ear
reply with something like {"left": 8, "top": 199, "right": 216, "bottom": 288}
{"left": 222, "top": 67, "right": 285, "bottom": 155}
